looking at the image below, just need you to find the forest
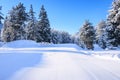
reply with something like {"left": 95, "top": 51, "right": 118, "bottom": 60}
{"left": 0, "top": 0, "right": 120, "bottom": 50}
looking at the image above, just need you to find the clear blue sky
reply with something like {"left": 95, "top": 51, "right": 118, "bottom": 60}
{"left": 1, "top": 0, "right": 112, "bottom": 34}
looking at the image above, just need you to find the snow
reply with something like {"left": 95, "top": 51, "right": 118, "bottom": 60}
{"left": 0, "top": 40, "right": 120, "bottom": 80}
{"left": 2, "top": 40, "right": 40, "bottom": 48}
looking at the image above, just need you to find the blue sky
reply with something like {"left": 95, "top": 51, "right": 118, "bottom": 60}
{"left": 1, "top": 0, "right": 112, "bottom": 34}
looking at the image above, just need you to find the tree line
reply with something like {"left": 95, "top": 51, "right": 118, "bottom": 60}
{"left": 0, "top": 0, "right": 120, "bottom": 50}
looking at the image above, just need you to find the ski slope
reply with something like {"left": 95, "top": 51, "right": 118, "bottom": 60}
{"left": 0, "top": 40, "right": 120, "bottom": 80}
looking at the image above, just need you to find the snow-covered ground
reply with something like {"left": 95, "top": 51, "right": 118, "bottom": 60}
{"left": 0, "top": 40, "right": 120, "bottom": 80}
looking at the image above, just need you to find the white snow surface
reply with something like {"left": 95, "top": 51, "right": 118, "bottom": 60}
{"left": 0, "top": 40, "right": 120, "bottom": 80}
{"left": 2, "top": 40, "right": 40, "bottom": 48}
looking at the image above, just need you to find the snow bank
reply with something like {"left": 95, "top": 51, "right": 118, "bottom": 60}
{"left": 91, "top": 50, "right": 120, "bottom": 60}
{"left": 2, "top": 40, "right": 40, "bottom": 48}
{"left": 1, "top": 40, "right": 120, "bottom": 61}
{"left": 2, "top": 40, "right": 82, "bottom": 51}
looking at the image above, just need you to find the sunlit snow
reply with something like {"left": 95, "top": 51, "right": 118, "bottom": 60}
{"left": 0, "top": 40, "right": 120, "bottom": 80}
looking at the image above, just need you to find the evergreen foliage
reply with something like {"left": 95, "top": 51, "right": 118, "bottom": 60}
{"left": 106, "top": 0, "right": 120, "bottom": 48}
{"left": 26, "top": 4, "right": 36, "bottom": 40}
{"left": 0, "top": 6, "right": 4, "bottom": 24}
{"left": 2, "top": 3, "right": 28, "bottom": 42}
{"left": 36, "top": 5, "right": 51, "bottom": 42}
{"left": 79, "top": 20, "right": 95, "bottom": 50}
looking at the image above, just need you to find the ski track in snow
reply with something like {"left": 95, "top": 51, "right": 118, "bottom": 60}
{"left": 0, "top": 44, "right": 120, "bottom": 80}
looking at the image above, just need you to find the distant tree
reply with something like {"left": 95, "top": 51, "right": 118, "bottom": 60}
{"left": 26, "top": 4, "right": 36, "bottom": 40}
{"left": 1, "top": 3, "right": 28, "bottom": 42}
{"left": 61, "top": 31, "right": 71, "bottom": 43}
{"left": 51, "top": 29, "right": 72, "bottom": 44}
{"left": 36, "top": 5, "right": 51, "bottom": 42}
{"left": 51, "top": 29, "right": 62, "bottom": 44}
{"left": 79, "top": 20, "right": 95, "bottom": 50}
{"left": 71, "top": 32, "right": 85, "bottom": 48}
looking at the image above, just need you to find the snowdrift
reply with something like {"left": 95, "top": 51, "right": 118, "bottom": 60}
{"left": 2, "top": 40, "right": 40, "bottom": 48}
{"left": 1, "top": 40, "right": 82, "bottom": 50}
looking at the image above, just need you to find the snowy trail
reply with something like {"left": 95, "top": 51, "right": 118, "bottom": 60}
{"left": 1, "top": 40, "right": 120, "bottom": 80}
{"left": 6, "top": 46, "right": 120, "bottom": 80}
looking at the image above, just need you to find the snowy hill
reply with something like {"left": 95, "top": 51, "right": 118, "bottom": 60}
{"left": 0, "top": 40, "right": 120, "bottom": 80}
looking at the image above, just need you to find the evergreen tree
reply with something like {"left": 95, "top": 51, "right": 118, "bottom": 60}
{"left": 0, "top": 6, "right": 4, "bottom": 41}
{"left": 79, "top": 20, "right": 95, "bottom": 50}
{"left": 96, "top": 20, "right": 106, "bottom": 43}
{"left": 97, "top": 33, "right": 106, "bottom": 49}
{"left": 0, "top": 6, "right": 4, "bottom": 24}
{"left": 26, "top": 4, "right": 36, "bottom": 40}
{"left": 2, "top": 3, "right": 28, "bottom": 42}
{"left": 106, "top": 0, "right": 120, "bottom": 47}
{"left": 1, "top": 17, "right": 15, "bottom": 42}
{"left": 104, "top": 26, "right": 116, "bottom": 49}
{"left": 95, "top": 20, "right": 107, "bottom": 49}
{"left": 51, "top": 29, "right": 62, "bottom": 44}
{"left": 71, "top": 32, "right": 84, "bottom": 48}
{"left": 36, "top": 5, "right": 51, "bottom": 42}
{"left": 61, "top": 31, "right": 71, "bottom": 43}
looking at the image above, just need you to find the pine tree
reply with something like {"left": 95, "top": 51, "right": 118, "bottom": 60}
{"left": 0, "top": 6, "right": 4, "bottom": 41}
{"left": 95, "top": 20, "right": 107, "bottom": 49}
{"left": 79, "top": 20, "right": 95, "bottom": 50}
{"left": 51, "top": 29, "right": 62, "bottom": 44}
{"left": 1, "top": 17, "right": 15, "bottom": 42}
{"left": 61, "top": 31, "right": 71, "bottom": 43}
{"left": 104, "top": 26, "right": 116, "bottom": 49}
{"left": 106, "top": 0, "right": 120, "bottom": 47}
{"left": 98, "top": 30, "right": 107, "bottom": 49}
{"left": 2, "top": 3, "right": 28, "bottom": 42}
{"left": 96, "top": 20, "right": 106, "bottom": 43}
{"left": 36, "top": 5, "right": 51, "bottom": 42}
{"left": 0, "top": 6, "right": 4, "bottom": 24}
{"left": 26, "top": 4, "right": 36, "bottom": 40}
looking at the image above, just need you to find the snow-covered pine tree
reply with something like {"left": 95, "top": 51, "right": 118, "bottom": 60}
{"left": 2, "top": 3, "right": 28, "bottom": 42}
{"left": 1, "top": 17, "right": 15, "bottom": 42}
{"left": 51, "top": 29, "right": 62, "bottom": 44}
{"left": 97, "top": 34, "right": 106, "bottom": 49}
{"left": 103, "top": 26, "right": 116, "bottom": 49}
{"left": 105, "top": 0, "right": 120, "bottom": 48}
{"left": 0, "top": 6, "right": 4, "bottom": 41}
{"left": 95, "top": 20, "right": 107, "bottom": 49}
{"left": 36, "top": 5, "right": 51, "bottom": 43}
{"left": 26, "top": 4, "right": 36, "bottom": 40}
{"left": 61, "top": 31, "right": 71, "bottom": 43}
{"left": 0, "top": 6, "right": 4, "bottom": 24}
{"left": 96, "top": 20, "right": 106, "bottom": 43}
{"left": 79, "top": 20, "right": 95, "bottom": 50}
